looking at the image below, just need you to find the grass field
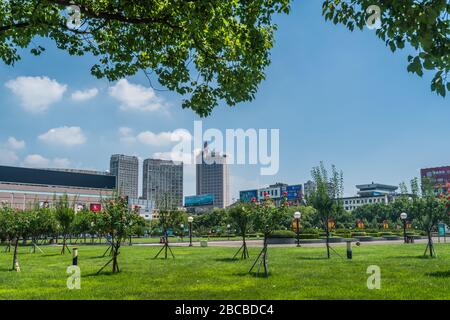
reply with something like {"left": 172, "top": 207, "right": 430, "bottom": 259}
{"left": 0, "top": 242, "right": 449, "bottom": 299}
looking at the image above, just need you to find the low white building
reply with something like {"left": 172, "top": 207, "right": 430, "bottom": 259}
{"left": 342, "top": 182, "right": 398, "bottom": 212}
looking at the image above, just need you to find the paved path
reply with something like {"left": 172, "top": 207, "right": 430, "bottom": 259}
{"left": 132, "top": 237, "right": 447, "bottom": 248}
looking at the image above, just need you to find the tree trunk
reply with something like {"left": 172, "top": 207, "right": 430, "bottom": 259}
{"left": 262, "top": 237, "right": 268, "bottom": 277}
{"left": 242, "top": 234, "right": 249, "bottom": 259}
{"left": 11, "top": 238, "right": 19, "bottom": 271}
{"left": 326, "top": 224, "right": 330, "bottom": 259}
{"left": 427, "top": 231, "right": 434, "bottom": 257}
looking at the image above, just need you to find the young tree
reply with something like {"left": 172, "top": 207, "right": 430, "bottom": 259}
{"left": 73, "top": 209, "right": 94, "bottom": 244}
{"left": 96, "top": 195, "right": 137, "bottom": 274}
{"left": 28, "top": 206, "right": 55, "bottom": 253}
{"left": 0, "top": 205, "right": 13, "bottom": 252}
{"left": 308, "top": 162, "right": 344, "bottom": 258}
{"left": 248, "top": 193, "right": 289, "bottom": 277}
{"left": 152, "top": 193, "right": 185, "bottom": 259}
{"left": 54, "top": 194, "right": 75, "bottom": 254}
{"left": 228, "top": 203, "right": 253, "bottom": 260}
{"left": 411, "top": 177, "right": 448, "bottom": 257}
{"left": 4, "top": 209, "right": 31, "bottom": 271}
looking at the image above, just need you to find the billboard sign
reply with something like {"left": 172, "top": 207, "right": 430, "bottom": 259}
{"left": 284, "top": 184, "right": 302, "bottom": 200}
{"left": 239, "top": 190, "right": 258, "bottom": 203}
{"left": 185, "top": 194, "right": 214, "bottom": 207}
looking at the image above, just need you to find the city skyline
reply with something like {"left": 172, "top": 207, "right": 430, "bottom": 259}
{"left": 0, "top": 1, "right": 448, "bottom": 201}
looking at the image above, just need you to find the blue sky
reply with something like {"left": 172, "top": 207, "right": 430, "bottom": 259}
{"left": 0, "top": 1, "right": 448, "bottom": 200}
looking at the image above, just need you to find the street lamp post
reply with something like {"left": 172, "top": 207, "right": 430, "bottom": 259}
{"left": 400, "top": 212, "right": 408, "bottom": 243}
{"left": 188, "top": 216, "right": 193, "bottom": 247}
{"left": 294, "top": 211, "right": 301, "bottom": 247}
{"left": 227, "top": 224, "right": 231, "bottom": 240}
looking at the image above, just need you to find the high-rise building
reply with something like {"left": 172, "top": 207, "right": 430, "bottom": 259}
{"left": 109, "top": 154, "right": 139, "bottom": 198}
{"left": 303, "top": 180, "right": 316, "bottom": 198}
{"left": 421, "top": 165, "right": 450, "bottom": 195}
{"left": 196, "top": 143, "right": 229, "bottom": 208}
{"left": 142, "top": 158, "right": 183, "bottom": 208}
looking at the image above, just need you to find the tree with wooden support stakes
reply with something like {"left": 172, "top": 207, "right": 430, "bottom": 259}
{"left": 153, "top": 193, "right": 185, "bottom": 260}
{"left": 248, "top": 192, "right": 289, "bottom": 277}
{"left": 0, "top": 206, "right": 31, "bottom": 271}
{"left": 54, "top": 194, "right": 75, "bottom": 255}
{"left": 307, "top": 162, "right": 344, "bottom": 259}
{"left": 409, "top": 177, "right": 449, "bottom": 258}
{"left": 28, "top": 204, "right": 55, "bottom": 254}
{"left": 228, "top": 203, "right": 253, "bottom": 260}
{"left": 0, "top": 205, "right": 14, "bottom": 253}
{"left": 96, "top": 195, "right": 138, "bottom": 274}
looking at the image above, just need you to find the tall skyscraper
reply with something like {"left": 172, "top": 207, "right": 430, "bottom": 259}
{"left": 196, "top": 143, "right": 229, "bottom": 208}
{"left": 109, "top": 154, "right": 139, "bottom": 198}
{"left": 142, "top": 158, "right": 183, "bottom": 208}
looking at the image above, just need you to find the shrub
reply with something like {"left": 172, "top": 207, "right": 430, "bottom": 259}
{"left": 269, "top": 230, "right": 295, "bottom": 238}
{"left": 367, "top": 232, "right": 381, "bottom": 237}
{"left": 351, "top": 232, "right": 367, "bottom": 237}
{"left": 301, "top": 228, "right": 320, "bottom": 235}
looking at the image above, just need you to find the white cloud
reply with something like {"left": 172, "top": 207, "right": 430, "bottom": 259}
{"left": 23, "top": 154, "right": 50, "bottom": 168}
{"left": 119, "top": 127, "right": 137, "bottom": 144}
{"left": 109, "top": 79, "right": 166, "bottom": 112}
{"left": 71, "top": 88, "right": 98, "bottom": 102}
{"left": 38, "top": 126, "right": 86, "bottom": 146}
{"left": 7, "top": 137, "right": 25, "bottom": 150}
{"left": 5, "top": 76, "right": 67, "bottom": 112}
{"left": 0, "top": 149, "right": 18, "bottom": 165}
{"left": 23, "top": 154, "right": 71, "bottom": 168}
{"left": 136, "top": 129, "right": 191, "bottom": 147}
{"left": 52, "top": 158, "right": 71, "bottom": 168}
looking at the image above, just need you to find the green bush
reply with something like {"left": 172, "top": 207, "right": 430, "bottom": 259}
{"left": 269, "top": 230, "right": 296, "bottom": 238}
{"left": 301, "top": 228, "right": 320, "bottom": 235}
{"left": 367, "top": 232, "right": 381, "bottom": 237}
{"left": 351, "top": 232, "right": 367, "bottom": 237}
{"left": 353, "top": 235, "right": 373, "bottom": 241}
{"left": 334, "top": 230, "right": 351, "bottom": 238}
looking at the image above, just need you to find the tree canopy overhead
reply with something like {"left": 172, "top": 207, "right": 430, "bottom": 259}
{"left": 0, "top": 0, "right": 447, "bottom": 117}
{"left": 0, "top": 0, "right": 290, "bottom": 116}
{"left": 323, "top": 0, "right": 449, "bottom": 97}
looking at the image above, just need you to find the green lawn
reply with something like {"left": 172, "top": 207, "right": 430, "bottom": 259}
{"left": 0, "top": 242, "right": 449, "bottom": 299}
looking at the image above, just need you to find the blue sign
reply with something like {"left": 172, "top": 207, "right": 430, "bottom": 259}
{"left": 285, "top": 185, "right": 302, "bottom": 200}
{"left": 239, "top": 190, "right": 258, "bottom": 202}
{"left": 438, "top": 223, "right": 446, "bottom": 237}
{"left": 185, "top": 194, "right": 214, "bottom": 207}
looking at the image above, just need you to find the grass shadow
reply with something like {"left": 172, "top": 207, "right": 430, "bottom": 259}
{"left": 214, "top": 257, "right": 240, "bottom": 262}
{"left": 388, "top": 255, "right": 435, "bottom": 260}
{"left": 426, "top": 271, "right": 450, "bottom": 278}
{"left": 297, "top": 256, "right": 329, "bottom": 261}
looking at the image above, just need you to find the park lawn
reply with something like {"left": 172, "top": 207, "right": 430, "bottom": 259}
{"left": 0, "top": 242, "right": 449, "bottom": 300}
